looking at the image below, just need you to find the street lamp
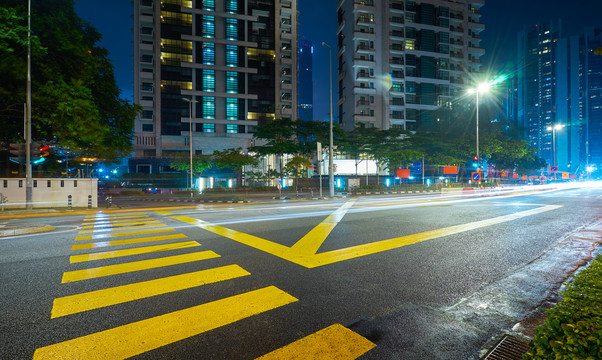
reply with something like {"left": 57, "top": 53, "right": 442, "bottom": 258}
{"left": 467, "top": 82, "right": 491, "bottom": 171}
{"left": 322, "top": 42, "right": 335, "bottom": 197}
{"left": 546, "top": 124, "right": 564, "bottom": 171}
{"left": 183, "top": 97, "right": 198, "bottom": 198}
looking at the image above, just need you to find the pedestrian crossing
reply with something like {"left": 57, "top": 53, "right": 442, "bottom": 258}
{"left": 33, "top": 210, "right": 375, "bottom": 359}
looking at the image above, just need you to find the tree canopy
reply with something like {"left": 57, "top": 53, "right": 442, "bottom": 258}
{"left": 0, "top": 0, "right": 140, "bottom": 162}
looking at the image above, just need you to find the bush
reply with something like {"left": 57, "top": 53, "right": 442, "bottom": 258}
{"left": 524, "top": 254, "right": 602, "bottom": 359}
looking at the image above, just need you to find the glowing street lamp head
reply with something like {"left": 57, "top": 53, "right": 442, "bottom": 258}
{"left": 477, "top": 82, "right": 491, "bottom": 93}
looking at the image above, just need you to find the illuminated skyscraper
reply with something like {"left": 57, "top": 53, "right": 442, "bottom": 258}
{"left": 131, "top": 0, "right": 298, "bottom": 173}
{"left": 298, "top": 36, "right": 314, "bottom": 121}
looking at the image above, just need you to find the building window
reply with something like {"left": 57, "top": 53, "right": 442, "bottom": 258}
{"left": 202, "top": 97, "right": 215, "bottom": 119}
{"left": 226, "top": 71, "right": 238, "bottom": 93}
{"left": 225, "top": 0, "right": 237, "bottom": 13}
{"left": 141, "top": 82, "right": 153, "bottom": 91}
{"left": 202, "top": 42, "right": 215, "bottom": 65}
{"left": 203, "top": 123, "right": 216, "bottom": 133}
{"left": 201, "top": 0, "right": 215, "bottom": 11}
{"left": 226, "top": 98, "right": 238, "bottom": 120}
{"left": 142, "top": 124, "right": 154, "bottom": 132}
{"left": 225, "top": 45, "right": 238, "bottom": 67}
{"left": 140, "top": 55, "right": 153, "bottom": 64}
{"left": 225, "top": 18, "right": 237, "bottom": 40}
{"left": 226, "top": 124, "right": 238, "bottom": 133}
{"left": 405, "top": 40, "right": 415, "bottom": 50}
{"left": 202, "top": 69, "right": 215, "bottom": 92}
{"left": 141, "top": 110, "right": 153, "bottom": 119}
{"left": 202, "top": 16, "right": 215, "bottom": 38}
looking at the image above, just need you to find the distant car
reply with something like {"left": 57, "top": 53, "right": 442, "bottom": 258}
{"left": 143, "top": 187, "right": 159, "bottom": 194}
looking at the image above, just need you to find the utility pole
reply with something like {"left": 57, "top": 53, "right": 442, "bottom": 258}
{"left": 25, "top": 0, "right": 32, "bottom": 209}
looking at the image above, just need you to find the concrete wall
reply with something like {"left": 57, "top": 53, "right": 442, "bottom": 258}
{"left": 0, "top": 178, "right": 98, "bottom": 209}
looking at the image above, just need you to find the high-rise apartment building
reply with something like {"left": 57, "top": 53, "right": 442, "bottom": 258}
{"left": 131, "top": 0, "right": 298, "bottom": 174}
{"left": 336, "top": 0, "right": 485, "bottom": 131}
{"left": 517, "top": 21, "right": 562, "bottom": 169}
{"left": 298, "top": 36, "right": 314, "bottom": 121}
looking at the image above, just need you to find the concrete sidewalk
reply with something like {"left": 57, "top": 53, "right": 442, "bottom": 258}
{"left": 0, "top": 224, "right": 56, "bottom": 237}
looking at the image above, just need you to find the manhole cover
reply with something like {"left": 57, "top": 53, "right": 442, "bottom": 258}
{"left": 481, "top": 334, "right": 531, "bottom": 360}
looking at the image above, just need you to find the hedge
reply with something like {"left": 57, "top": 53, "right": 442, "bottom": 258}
{"left": 524, "top": 254, "right": 602, "bottom": 359}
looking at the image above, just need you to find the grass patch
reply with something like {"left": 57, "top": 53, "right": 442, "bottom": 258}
{"left": 524, "top": 253, "right": 602, "bottom": 359}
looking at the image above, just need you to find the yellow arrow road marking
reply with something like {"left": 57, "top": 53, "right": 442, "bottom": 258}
{"left": 61, "top": 251, "right": 219, "bottom": 283}
{"left": 173, "top": 204, "right": 562, "bottom": 268}
{"left": 51, "top": 264, "right": 251, "bottom": 318}
{"left": 256, "top": 323, "right": 375, "bottom": 360}
{"left": 34, "top": 286, "right": 297, "bottom": 360}
{"left": 69, "top": 241, "right": 201, "bottom": 263}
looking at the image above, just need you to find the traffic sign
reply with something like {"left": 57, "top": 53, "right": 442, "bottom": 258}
{"left": 550, "top": 166, "right": 558, "bottom": 172}
{"left": 471, "top": 172, "right": 481, "bottom": 182}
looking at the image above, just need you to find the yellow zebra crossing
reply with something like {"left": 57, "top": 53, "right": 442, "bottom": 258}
{"left": 34, "top": 211, "right": 300, "bottom": 359}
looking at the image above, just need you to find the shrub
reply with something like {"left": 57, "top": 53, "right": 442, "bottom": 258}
{"left": 524, "top": 254, "right": 602, "bottom": 359}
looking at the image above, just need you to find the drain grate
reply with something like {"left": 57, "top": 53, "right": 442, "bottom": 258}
{"left": 481, "top": 334, "right": 531, "bottom": 360}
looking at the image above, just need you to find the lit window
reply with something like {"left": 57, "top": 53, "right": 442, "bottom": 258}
{"left": 226, "top": 124, "right": 238, "bottom": 133}
{"left": 226, "top": 98, "right": 238, "bottom": 120}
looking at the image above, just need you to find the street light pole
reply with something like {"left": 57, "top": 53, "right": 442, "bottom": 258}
{"left": 25, "top": 0, "right": 32, "bottom": 209}
{"left": 468, "top": 83, "right": 490, "bottom": 173}
{"left": 183, "top": 97, "right": 198, "bottom": 198}
{"left": 322, "top": 42, "right": 334, "bottom": 197}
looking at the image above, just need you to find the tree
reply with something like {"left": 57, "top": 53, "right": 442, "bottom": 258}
{"left": 213, "top": 148, "right": 258, "bottom": 186}
{"left": 0, "top": 1, "right": 140, "bottom": 162}
{"left": 169, "top": 153, "right": 213, "bottom": 177}
{"left": 285, "top": 155, "right": 312, "bottom": 192}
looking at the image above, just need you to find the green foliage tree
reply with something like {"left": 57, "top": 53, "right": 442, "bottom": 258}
{"left": 0, "top": 0, "right": 140, "bottom": 162}
{"left": 169, "top": 153, "right": 213, "bottom": 177}
{"left": 213, "top": 148, "right": 258, "bottom": 186}
{"left": 285, "top": 155, "right": 312, "bottom": 192}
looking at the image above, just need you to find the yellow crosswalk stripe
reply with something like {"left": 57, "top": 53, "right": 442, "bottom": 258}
{"left": 70, "top": 241, "right": 201, "bottom": 263}
{"left": 61, "top": 251, "right": 219, "bottom": 283}
{"left": 75, "top": 228, "right": 176, "bottom": 241}
{"left": 82, "top": 220, "right": 160, "bottom": 229}
{"left": 256, "top": 324, "right": 376, "bottom": 360}
{"left": 51, "top": 264, "right": 251, "bottom": 318}
{"left": 155, "top": 210, "right": 174, "bottom": 215}
{"left": 81, "top": 217, "right": 151, "bottom": 226}
{"left": 71, "top": 234, "right": 187, "bottom": 250}
{"left": 84, "top": 213, "right": 145, "bottom": 220}
{"left": 33, "top": 286, "right": 298, "bottom": 360}
{"left": 78, "top": 224, "right": 166, "bottom": 234}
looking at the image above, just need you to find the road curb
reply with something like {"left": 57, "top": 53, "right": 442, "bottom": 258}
{"left": 0, "top": 225, "right": 56, "bottom": 237}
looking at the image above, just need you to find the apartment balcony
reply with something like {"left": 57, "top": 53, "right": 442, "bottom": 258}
{"left": 449, "top": 13, "right": 464, "bottom": 21}
{"left": 468, "top": 21, "right": 485, "bottom": 30}
{"left": 353, "top": 85, "right": 376, "bottom": 94}
{"left": 356, "top": 99, "right": 372, "bottom": 107}
{"left": 450, "top": 52, "right": 464, "bottom": 59}
{"left": 356, "top": 44, "right": 375, "bottom": 53}
{"left": 468, "top": 46, "right": 485, "bottom": 55}
{"left": 353, "top": 114, "right": 376, "bottom": 123}
{"left": 354, "top": 28, "right": 376, "bottom": 40}
{"left": 353, "top": 57, "right": 375, "bottom": 67}
{"left": 390, "top": 44, "right": 404, "bottom": 54}
{"left": 389, "top": 2, "right": 404, "bottom": 13}
{"left": 449, "top": 38, "right": 464, "bottom": 48}
{"left": 389, "top": 30, "right": 404, "bottom": 40}
{"left": 134, "top": 134, "right": 156, "bottom": 147}
{"left": 353, "top": 0, "right": 374, "bottom": 12}
{"left": 356, "top": 72, "right": 375, "bottom": 81}
{"left": 337, "top": 19, "right": 345, "bottom": 34}
{"left": 450, "top": 26, "right": 464, "bottom": 34}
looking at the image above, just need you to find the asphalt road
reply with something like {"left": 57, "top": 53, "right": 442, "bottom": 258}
{"left": 1, "top": 184, "right": 601, "bottom": 359}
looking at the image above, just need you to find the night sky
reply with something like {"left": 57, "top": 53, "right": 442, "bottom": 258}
{"left": 74, "top": 0, "right": 602, "bottom": 121}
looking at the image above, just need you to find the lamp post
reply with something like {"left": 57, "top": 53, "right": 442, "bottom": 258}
{"left": 25, "top": 0, "right": 32, "bottom": 209}
{"left": 547, "top": 124, "right": 564, "bottom": 173}
{"left": 183, "top": 97, "right": 198, "bottom": 198}
{"left": 467, "top": 82, "right": 491, "bottom": 172}
{"left": 322, "top": 42, "right": 334, "bottom": 197}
